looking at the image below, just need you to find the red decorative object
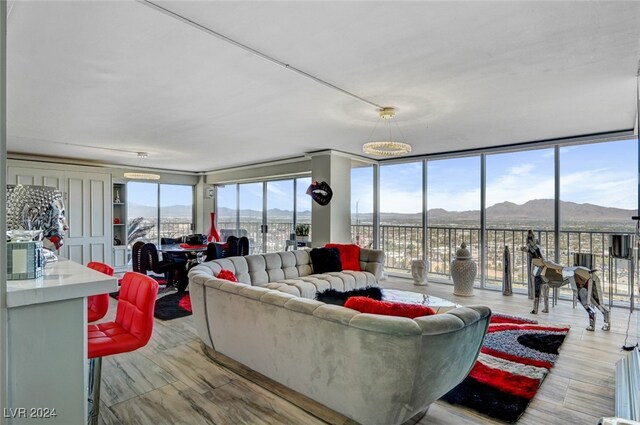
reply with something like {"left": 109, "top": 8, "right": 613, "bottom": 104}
{"left": 113, "top": 217, "right": 120, "bottom": 224}
{"left": 179, "top": 243, "right": 208, "bottom": 249}
{"left": 344, "top": 296, "right": 435, "bottom": 318}
{"left": 216, "top": 269, "right": 238, "bottom": 282}
{"left": 207, "top": 211, "right": 221, "bottom": 243}
{"left": 325, "top": 243, "right": 361, "bottom": 271}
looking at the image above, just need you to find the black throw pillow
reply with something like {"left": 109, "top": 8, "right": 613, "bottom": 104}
{"left": 315, "top": 286, "right": 383, "bottom": 306}
{"left": 310, "top": 247, "right": 342, "bottom": 274}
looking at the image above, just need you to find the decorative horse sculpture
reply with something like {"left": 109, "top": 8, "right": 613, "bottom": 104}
{"left": 521, "top": 230, "right": 610, "bottom": 331}
{"left": 6, "top": 184, "right": 68, "bottom": 250}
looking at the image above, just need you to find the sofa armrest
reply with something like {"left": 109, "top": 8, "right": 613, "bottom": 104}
{"left": 359, "top": 248, "right": 385, "bottom": 281}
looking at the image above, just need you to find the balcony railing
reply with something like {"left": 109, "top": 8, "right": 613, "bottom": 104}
{"left": 218, "top": 221, "right": 305, "bottom": 254}
{"left": 176, "top": 218, "right": 634, "bottom": 304}
{"left": 352, "top": 224, "right": 635, "bottom": 303}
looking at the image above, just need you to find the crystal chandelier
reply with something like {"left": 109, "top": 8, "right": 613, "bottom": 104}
{"left": 362, "top": 107, "right": 412, "bottom": 157}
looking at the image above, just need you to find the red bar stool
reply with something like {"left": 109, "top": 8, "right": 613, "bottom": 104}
{"left": 87, "top": 272, "right": 158, "bottom": 425}
{"left": 86, "top": 261, "right": 114, "bottom": 322}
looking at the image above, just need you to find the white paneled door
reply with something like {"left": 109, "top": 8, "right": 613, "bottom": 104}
{"left": 64, "top": 171, "right": 111, "bottom": 264}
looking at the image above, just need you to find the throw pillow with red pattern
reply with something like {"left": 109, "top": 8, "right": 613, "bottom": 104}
{"left": 325, "top": 243, "right": 361, "bottom": 271}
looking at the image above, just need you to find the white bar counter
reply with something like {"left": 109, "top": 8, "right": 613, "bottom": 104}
{"left": 6, "top": 258, "right": 118, "bottom": 425}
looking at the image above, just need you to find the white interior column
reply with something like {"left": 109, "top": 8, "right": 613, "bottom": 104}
{"left": 309, "top": 151, "right": 352, "bottom": 246}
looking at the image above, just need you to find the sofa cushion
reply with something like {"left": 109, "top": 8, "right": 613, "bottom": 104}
{"left": 315, "top": 286, "right": 383, "bottom": 306}
{"left": 344, "top": 296, "right": 436, "bottom": 319}
{"left": 325, "top": 243, "right": 361, "bottom": 271}
{"left": 310, "top": 247, "right": 342, "bottom": 274}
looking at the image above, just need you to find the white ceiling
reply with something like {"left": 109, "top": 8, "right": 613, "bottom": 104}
{"left": 7, "top": 1, "right": 640, "bottom": 172}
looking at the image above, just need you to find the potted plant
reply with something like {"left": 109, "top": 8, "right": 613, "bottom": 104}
{"left": 295, "top": 223, "right": 310, "bottom": 243}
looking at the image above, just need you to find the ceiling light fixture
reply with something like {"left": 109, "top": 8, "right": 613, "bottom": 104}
{"left": 123, "top": 152, "right": 161, "bottom": 180}
{"left": 362, "top": 107, "right": 412, "bottom": 157}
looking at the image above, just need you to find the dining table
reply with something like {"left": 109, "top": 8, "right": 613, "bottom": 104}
{"left": 159, "top": 243, "right": 209, "bottom": 254}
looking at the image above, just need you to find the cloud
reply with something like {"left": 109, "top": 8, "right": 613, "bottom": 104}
{"left": 380, "top": 189, "right": 423, "bottom": 213}
{"left": 351, "top": 156, "right": 637, "bottom": 214}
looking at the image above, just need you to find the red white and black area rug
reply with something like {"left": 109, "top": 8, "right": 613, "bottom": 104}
{"left": 153, "top": 292, "right": 192, "bottom": 321}
{"left": 441, "top": 313, "right": 570, "bottom": 423}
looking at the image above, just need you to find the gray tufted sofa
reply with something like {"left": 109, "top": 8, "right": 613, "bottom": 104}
{"left": 188, "top": 249, "right": 491, "bottom": 425}
{"left": 190, "top": 248, "right": 385, "bottom": 299}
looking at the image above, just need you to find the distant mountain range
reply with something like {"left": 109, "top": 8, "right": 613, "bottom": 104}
{"left": 129, "top": 203, "right": 194, "bottom": 218}
{"left": 358, "top": 199, "right": 637, "bottom": 224}
{"left": 128, "top": 199, "right": 637, "bottom": 224}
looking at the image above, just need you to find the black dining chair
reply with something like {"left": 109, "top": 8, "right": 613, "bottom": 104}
{"left": 204, "top": 236, "right": 250, "bottom": 262}
{"left": 131, "top": 241, "right": 146, "bottom": 274}
{"left": 160, "top": 237, "right": 181, "bottom": 245}
{"left": 141, "top": 243, "right": 188, "bottom": 290}
{"left": 238, "top": 236, "right": 250, "bottom": 256}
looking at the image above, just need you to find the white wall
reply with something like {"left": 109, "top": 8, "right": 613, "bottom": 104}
{"left": 1, "top": 2, "right": 8, "bottom": 422}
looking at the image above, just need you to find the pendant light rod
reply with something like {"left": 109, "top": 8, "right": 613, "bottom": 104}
{"left": 138, "top": 0, "right": 384, "bottom": 110}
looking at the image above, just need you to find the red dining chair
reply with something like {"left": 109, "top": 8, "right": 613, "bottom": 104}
{"left": 87, "top": 272, "right": 158, "bottom": 425}
{"left": 86, "top": 262, "right": 114, "bottom": 323}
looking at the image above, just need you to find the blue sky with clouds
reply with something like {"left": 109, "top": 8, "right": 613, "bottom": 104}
{"left": 352, "top": 138, "right": 637, "bottom": 213}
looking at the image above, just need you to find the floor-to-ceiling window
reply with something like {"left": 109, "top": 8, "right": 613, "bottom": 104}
{"left": 485, "top": 148, "right": 555, "bottom": 291}
{"left": 360, "top": 135, "right": 637, "bottom": 304}
{"left": 127, "top": 182, "right": 159, "bottom": 244}
{"left": 380, "top": 162, "right": 423, "bottom": 273}
{"left": 296, "top": 177, "right": 312, "bottom": 239}
{"left": 216, "top": 184, "right": 238, "bottom": 240}
{"left": 159, "top": 184, "right": 194, "bottom": 239}
{"left": 560, "top": 139, "right": 638, "bottom": 304}
{"left": 128, "top": 182, "right": 194, "bottom": 245}
{"left": 427, "top": 156, "right": 481, "bottom": 281}
{"left": 351, "top": 164, "right": 374, "bottom": 248}
{"left": 239, "top": 182, "right": 264, "bottom": 254}
{"left": 266, "top": 180, "right": 294, "bottom": 252}
{"left": 215, "top": 176, "right": 312, "bottom": 254}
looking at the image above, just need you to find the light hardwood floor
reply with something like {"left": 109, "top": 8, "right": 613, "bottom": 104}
{"left": 99, "top": 278, "right": 639, "bottom": 425}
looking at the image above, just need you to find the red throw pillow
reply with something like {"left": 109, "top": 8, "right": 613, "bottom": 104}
{"left": 216, "top": 269, "right": 238, "bottom": 282}
{"left": 344, "top": 296, "right": 435, "bottom": 319}
{"left": 325, "top": 243, "right": 361, "bottom": 271}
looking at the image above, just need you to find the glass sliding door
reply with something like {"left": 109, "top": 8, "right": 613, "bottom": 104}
{"left": 351, "top": 165, "right": 374, "bottom": 248}
{"left": 380, "top": 162, "right": 423, "bottom": 273}
{"left": 560, "top": 139, "right": 638, "bottom": 304}
{"left": 216, "top": 184, "right": 238, "bottom": 240}
{"left": 266, "top": 180, "right": 294, "bottom": 252}
{"left": 239, "top": 182, "right": 264, "bottom": 254}
{"left": 159, "top": 184, "right": 193, "bottom": 240}
{"left": 296, "top": 177, "right": 312, "bottom": 239}
{"left": 427, "top": 156, "right": 481, "bottom": 282}
{"left": 485, "top": 148, "right": 555, "bottom": 291}
{"left": 127, "top": 182, "right": 159, "bottom": 245}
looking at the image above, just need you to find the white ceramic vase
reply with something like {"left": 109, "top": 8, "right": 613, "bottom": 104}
{"left": 451, "top": 242, "right": 477, "bottom": 296}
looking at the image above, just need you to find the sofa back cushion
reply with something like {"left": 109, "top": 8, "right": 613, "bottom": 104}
{"left": 229, "top": 250, "right": 314, "bottom": 285}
